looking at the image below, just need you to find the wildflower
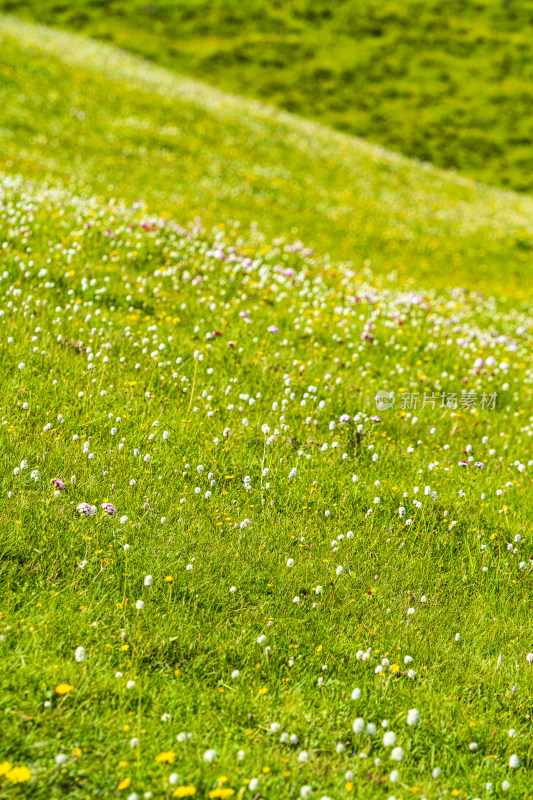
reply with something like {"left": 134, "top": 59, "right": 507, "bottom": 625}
{"left": 101, "top": 502, "right": 116, "bottom": 515}
{"left": 5, "top": 764, "right": 31, "bottom": 783}
{"left": 75, "top": 646, "right": 86, "bottom": 662}
{"left": 509, "top": 754, "right": 519, "bottom": 768}
{"left": 77, "top": 502, "right": 97, "bottom": 516}
{"left": 407, "top": 709, "right": 419, "bottom": 726}
{"left": 353, "top": 718, "right": 365, "bottom": 734}
{"left": 383, "top": 732, "right": 396, "bottom": 747}
{"left": 390, "top": 747, "right": 404, "bottom": 762}
{"left": 203, "top": 749, "right": 217, "bottom": 763}
{"left": 155, "top": 751, "right": 176, "bottom": 763}
{"left": 55, "top": 683, "right": 73, "bottom": 695}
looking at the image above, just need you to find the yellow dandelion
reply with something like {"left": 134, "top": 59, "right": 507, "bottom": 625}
{"left": 5, "top": 765, "right": 31, "bottom": 783}
{"left": 208, "top": 789, "right": 234, "bottom": 799}
{"left": 118, "top": 777, "right": 131, "bottom": 790}
{"left": 173, "top": 788, "right": 197, "bottom": 798}
{"left": 0, "top": 762, "right": 12, "bottom": 776}
{"left": 155, "top": 751, "right": 176, "bottom": 763}
{"left": 55, "top": 683, "right": 73, "bottom": 695}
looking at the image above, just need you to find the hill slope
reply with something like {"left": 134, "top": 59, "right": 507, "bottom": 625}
{"left": 0, "top": 16, "right": 533, "bottom": 301}
{"left": 0, "top": 169, "right": 532, "bottom": 800}
{"left": 3, "top": 0, "right": 533, "bottom": 193}
{"left": 0, "top": 16, "right": 532, "bottom": 800}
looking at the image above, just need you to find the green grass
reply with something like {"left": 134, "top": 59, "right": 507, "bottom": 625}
{"left": 0, "top": 15, "right": 532, "bottom": 800}
{"left": 3, "top": 0, "right": 533, "bottom": 193}
{"left": 1, "top": 16, "right": 533, "bottom": 302}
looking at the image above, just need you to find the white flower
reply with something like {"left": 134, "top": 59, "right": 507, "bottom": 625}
{"left": 136, "top": 600, "right": 144, "bottom": 610}
{"left": 351, "top": 688, "right": 361, "bottom": 700}
{"left": 407, "top": 709, "right": 419, "bottom": 726}
{"left": 126, "top": 680, "right": 136, "bottom": 689}
{"left": 353, "top": 718, "right": 365, "bottom": 734}
{"left": 237, "top": 750, "right": 245, "bottom": 761}
{"left": 231, "top": 670, "right": 240, "bottom": 679}
{"left": 389, "top": 770, "right": 400, "bottom": 782}
{"left": 75, "top": 646, "right": 86, "bottom": 662}
{"left": 168, "top": 773, "right": 179, "bottom": 785}
{"left": 469, "top": 742, "right": 478, "bottom": 752}
{"left": 144, "top": 575, "right": 153, "bottom": 586}
{"left": 120, "top": 515, "right": 128, "bottom": 524}
{"left": 203, "top": 749, "right": 216, "bottom": 763}
{"left": 432, "top": 767, "right": 441, "bottom": 778}
{"left": 502, "top": 781, "right": 510, "bottom": 792}
{"left": 249, "top": 779, "right": 259, "bottom": 791}
{"left": 526, "top": 653, "right": 533, "bottom": 665}
{"left": 286, "top": 558, "right": 295, "bottom": 568}
{"left": 297, "top": 751, "right": 309, "bottom": 763}
{"left": 509, "top": 754, "right": 519, "bottom": 768}
{"left": 383, "top": 731, "right": 396, "bottom": 747}
{"left": 390, "top": 747, "right": 404, "bottom": 762}
{"left": 270, "top": 722, "right": 281, "bottom": 732}
{"left": 55, "top": 753, "right": 68, "bottom": 765}
{"left": 336, "top": 565, "right": 343, "bottom": 576}
{"left": 300, "top": 787, "right": 313, "bottom": 799}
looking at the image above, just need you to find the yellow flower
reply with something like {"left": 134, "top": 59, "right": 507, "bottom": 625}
{"left": 173, "top": 788, "right": 197, "bottom": 798}
{"left": 6, "top": 766, "right": 31, "bottom": 783}
{"left": 0, "top": 762, "right": 12, "bottom": 776}
{"left": 209, "top": 790, "right": 234, "bottom": 799}
{"left": 155, "top": 751, "right": 176, "bottom": 763}
{"left": 55, "top": 683, "right": 73, "bottom": 695}
{"left": 118, "top": 777, "right": 131, "bottom": 790}
{"left": 390, "top": 663, "right": 400, "bottom": 674}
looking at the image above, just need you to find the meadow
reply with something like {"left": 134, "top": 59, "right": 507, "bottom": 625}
{"left": 3, "top": 0, "right": 533, "bottom": 193}
{"left": 0, "top": 12, "right": 533, "bottom": 800}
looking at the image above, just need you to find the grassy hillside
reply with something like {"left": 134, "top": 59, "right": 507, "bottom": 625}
{"left": 1, "top": 170, "right": 532, "bottom": 800}
{"left": 3, "top": 0, "right": 533, "bottom": 193}
{"left": 1, "top": 16, "right": 533, "bottom": 302}
{"left": 0, "top": 15, "right": 532, "bottom": 800}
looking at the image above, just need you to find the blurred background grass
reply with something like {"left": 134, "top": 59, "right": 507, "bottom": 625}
{"left": 3, "top": 0, "right": 533, "bottom": 193}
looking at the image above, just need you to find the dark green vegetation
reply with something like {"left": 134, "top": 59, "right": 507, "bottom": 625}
{"left": 3, "top": 0, "right": 533, "bottom": 193}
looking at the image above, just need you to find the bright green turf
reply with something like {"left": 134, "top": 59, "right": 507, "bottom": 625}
{"left": 2, "top": 0, "right": 533, "bottom": 193}
{"left": 0, "top": 15, "right": 532, "bottom": 800}
{"left": 1, "top": 169, "right": 532, "bottom": 800}
{"left": 1, "top": 16, "right": 533, "bottom": 302}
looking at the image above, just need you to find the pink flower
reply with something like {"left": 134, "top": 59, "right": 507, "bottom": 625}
{"left": 51, "top": 479, "right": 66, "bottom": 490}
{"left": 77, "top": 502, "right": 97, "bottom": 516}
{"left": 101, "top": 502, "right": 116, "bottom": 516}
